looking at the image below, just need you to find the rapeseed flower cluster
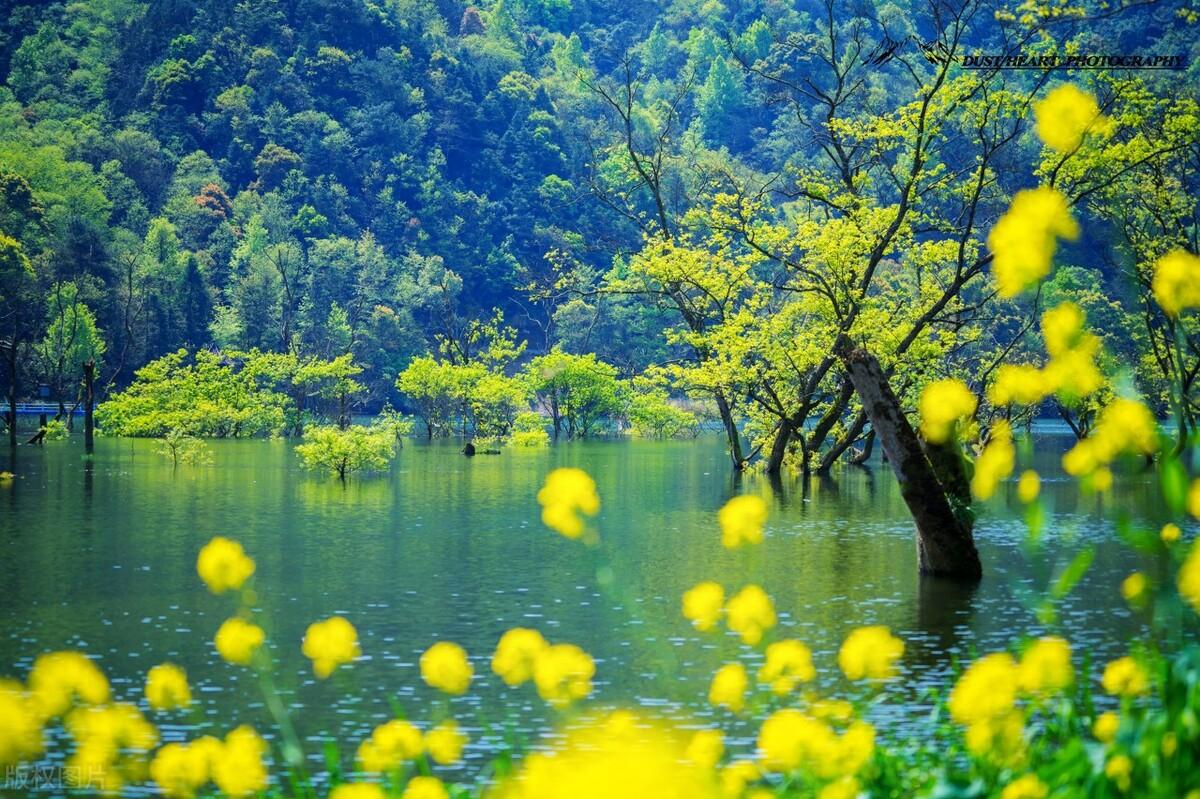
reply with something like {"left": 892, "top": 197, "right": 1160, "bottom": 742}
{"left": 489, "top": 627, "right": 595, "bottom": 706}
{"left": 1061, "top": 398, "right": 1159, "bottom": 480}
{"left": 837, "top": 625, "right": 904, "bottom": 681}
{"left": 144, "top": 663, "right": 191, "bottom": 711}
{"left": 718, "top": 494, "right": 768, "bottom": 548}
{"left": 196, "top": 535, "right": 255, "bottom": 594}
{"left": 988, "top": 302, "right": 1104, "bottom": 407}
{"left": 971, "top": 420, "right": 1015, "bottom": 500}
{"left": 302, "top": 616, "right": 361, "bottom": 678}
{"left": 919, "top": 378, "right": 977, "bottom": 443}
{"left": 987, "top": 187, "right": 1078, "bottom": 298}
{"left": 356, "top": 719, "right": 423, "bottom": 772}
{"left": 536, "top": 467, "right": 600, "bottom": 539}
{"left": 1033, "top": 83, "right": 1113, "bottom": 152}
{"left": 1151, "top": 249, "right": 1200, "bottom": 317}
{"left": 420, "top": 640, "right": 473, "bottom": 695}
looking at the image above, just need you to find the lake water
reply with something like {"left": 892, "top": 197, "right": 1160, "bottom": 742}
{"left": 0, "top": 433, "right": 1163, "bottom": 784}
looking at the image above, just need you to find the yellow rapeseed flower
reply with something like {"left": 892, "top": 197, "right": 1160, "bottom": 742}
{"left": 0, "top": 678, "right": 44, "bottom": 766}
{"left": 28, "top": 651, "right": 110, "bottom": 717}
{"left": 989, "top": 364, "right": 1050, "bottom": 406}
{"left": 196, "top": 536, "right": 255, "bottom": 594}
{"left": 214, "top": 618, "right": 265, "bottom": 666}
{"left": 150, "top": 736, "right": 222, "bottom": 799}
{"left": 1017, "top": 470, "right": 1040, "bottom": 503}
{"left": 1002, "top": 773, "right": 1049, "bottom": 799}
{"left": 684, "top": 729, "right": 724, "bottom": 769}
{"left": 1062, "top": 399, "right": 1159, "bottom": 479}
{"left": 211, "top": 725, "right": 268, "bottom": 798}
{"left": 420, "top": 641, "right": 473, "bottom": 695}
{"left": 987, "top": 187, "right": 1078, "bottom": 298}
{"left": 66, "top": 701, "right": 159, "bottom": 794}
{"left": 819, "top": 776, "right": 860, "bottom": 799}
{"left": 1017, "top": 637, "right": 1073, "bottom": 695}
{"left": 1151, "top": 249, "right": 1200, "bottom": 317}
{"left": 537, "top": 468, "right": 600, "bottom": 539}
{"left": 356, "top": 719, "right": 423, "bottom": 772}
{"left": 1190, "top": 479, "right": 1200, "bottom": 518}
{"left": 972, "top": 421, "right": 1015, "bottom": 500}
{"left": 950, "top": 653, "right": 1018, "bottom": 725}
{"left": 1093, "top": 711, "right": 1120, "bottom": 743}
{"left": 302, "top": 616, "right": 360, "bottom": 678}
{"left": 758, "top": 640, "right": 816, "bottom": 695}
{"left": 330, "top": 785, "right": 386, "bottom": 799}
{"left": 919, "top": 379, "right": 977, "bottom": 443}
{"left": 1121, "top": 572, "right": 1148, "bottom": 604}
{"left": 1161, "top": 522, "right": 1181, "bottom": 544}
{"left": 425, "top": 720, "right": 467, "bottom": 765}
{"left": 1177, "top": 540, "right": 1200, "bottom": 614}
{"left": 498, "top": 711, "right": 720, "bottom": 799}
{"left": 1105, "top": 754, "right": 1133, "bottom": 791}
{"left": 403, "top": 777, "right": 451, "bottom": 799}
{"left": 1101, "top": 656, "right": 1149, "bottom": 697}
{"left": 757, "top": 708, "right": 874, "bottom": 779}
{"left": 682, "top": 582, "right": 725, "bottom": 632}
{"left": 963, "top": 711, "right": 1026, "bottom": 767}
{"left": 533, "top": 644, "right": 594, "bottom": 707}
{"left": 718, "top": 494, "right": 768, "bottom": 548}
{"left": 145, "top": 663, "right": 192, "bottom": 711}
{"left": 709, "top": 663, "right": 748, "bottom": 713}
{"left": 725, "top": 585, "right": 776, "bottom": 646}
{"left": 720, "top": 761, "right": 761, "bottom": 798}
{"left": 1034, "top": 84, "right": 1112, "bottom": 152}
{"left": 837, "top": 626, "right": 904, "bottom": 681}
{"left": 492, "top": 628, "right": 550, "bottom": 687}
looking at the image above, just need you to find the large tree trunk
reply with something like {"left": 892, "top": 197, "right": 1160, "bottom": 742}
{"left": 837, "top": 341, "right": 981, "bottom": 580}
{"left": 818, "top": 409, "right": 868, "bottom": 473}
{"left": 6, "top": 348, "right": 16, "bottom": 448}
{"left": 764, "top": 416, "right": 795, "bottom": 475}
{"left": 83, "top": 360, "right": 95, "bottom": 452}
{"left": 714, "top": 392, "right": 744, "bottom": 471}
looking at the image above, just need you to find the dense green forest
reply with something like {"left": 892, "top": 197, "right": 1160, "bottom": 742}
{"left": 0, "top": 0, "right": 1198, "bottom": 473}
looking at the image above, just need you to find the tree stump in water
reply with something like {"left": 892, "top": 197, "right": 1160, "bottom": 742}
{"left": 462, "top": 441, "right": 476, "bottom": 456}
{"left": 837, "top": 339, "right": 982, "bottom": 581}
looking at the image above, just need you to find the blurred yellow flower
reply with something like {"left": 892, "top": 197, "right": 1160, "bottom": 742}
{"left": 1101, "top": 656, "right": 1149, "bottom": 697}
{"left": 1093, "top": 711, "right": 1119, "bottom": 743}
{"left": 302, "top": 616, "right": 360, "bottom": 678}
{"left": 1002, "top": 773, "right": 1049, "bottom": 799}
{"left": 330, "top": 785, "right": 386, "bottom": 799}
{"left": 537, "top": 468, "right": 600, "bottom": 539}
{"left": 1034, "top": 84, "right": 1111, "bottom": 152}
{"left": 1121, "top": 572, "right": 1148, "bottom": 604}
{"left": 1151, "top": 249, "right": 1200, "bottom": 317}
{"left": 403, "top": 777, "right": 451, "bottom": 799}
{"left": 963, "top": 711, "right": 1025, "bottom": 767}
{"left": 708, "top": 663, "right": 748, "bottom": 713}
{"left": 987, "top": 187, "right": 1078, "bottom": 298}
{"left": 1017, "top": 637, "right": 1073, "bottom": 695}
{"left": 758, "top": 640, "right": 815, "bottom": 695}
{"left": 425, "top": 720, "right": 467, "bottom": 765}
{"left": 498, "top": 711, "right": 719, "bottom": 799}
{"left": 819, "top": 776, "right": 860, "bottom": 799}
{"left": 492, "top": 628, "right": 549, "bottom": 687}
{"left": 420, "top": 641, "right": 473, "bottom": 695}
{"left": 533, "top": 644, "right": 594, "bottom": 707}
{"left": 972, "top": 421, "right": 1015, "bottom": 500}
{"left": 211, "top": 725, "right": 268, "bottom": 798}
{"left": 1063, "top": 399, "right": 1158, "bottom": 479}
{"left": 720, "top": 761, "right": 761, "bottom": 798}
{"left": 950, "top": 653, "right": 1018, "bottom": 725}
{"left": 718, "top": 494, "right": 768, "bottom": 548}
{"left": 0, "top": 678, "right": 44, "bottom": 766}
{"left": 145, "top": 663, "right": 192, "bottom": 711}
{"left": 684, "top": 729, "right": 724, "bottom": 769}
{"left": 196, "top": 536, "right": 255, "bottom": 594}
{"left": 1105, "top": 753, "right": 1132, "bottom": 791}
{"left": 28, "top": 651, "right": 110, "bottom": 717}
{"left": 989, "top": 364, "right": 1050, "bottom": 406}
{"left": 725, "top": 585, "right": 776, "bottom": 646}
{"left": 214, "top": 617, "right": 265, "bottom": 666}
{"left": 1017, "top": 470, "right": 1040, "bottom": 504}
{"left": 1161, "top": 522, "right": 1181, "bottom": 543}
{"left": 757, "top": 708, "right": 874, "bottom": 779}
{"left": 682, "top": 582, "right": 725, "bottom": 632}
{"left": 1162, "top": 731, "right": 1177, "bottom": 757}
{"left": 919, "top": 379, "right": 977, "bottom": 443}
{"left": 150, "top": 736, "right": 222, "bottom": 799}
{"left": 66, "top": 701, "right": 159, "bottom": 794}
{"left": 1177, "top": 540, "right": 1200, "bottom": 613}
{"left": 356, "top": 719, "right": 423, "bottom": 772}
{"left": 1190, "top": 479, "right": 1200, "bottom": 518}
{"left": 837, "top": 626, "right": 903, "bottom": 681}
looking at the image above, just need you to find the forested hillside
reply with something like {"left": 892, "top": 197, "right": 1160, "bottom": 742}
{"left": 1, "top": 0, "right": 1198, "bottom": 470}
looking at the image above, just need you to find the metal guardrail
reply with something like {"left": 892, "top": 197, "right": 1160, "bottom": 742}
{"left": 9, "top": 403, "right": 81, "bottom": 416}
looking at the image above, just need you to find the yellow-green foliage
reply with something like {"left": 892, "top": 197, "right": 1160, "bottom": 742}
{"left": 294, "top": 424, "right": 396, "bottom": 479}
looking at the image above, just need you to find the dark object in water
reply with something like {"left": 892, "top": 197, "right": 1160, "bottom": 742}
{"left": 463, "top": 442, "right": 476, "bottom": 456}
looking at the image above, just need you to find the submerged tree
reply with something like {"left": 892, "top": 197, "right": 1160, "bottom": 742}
{"left": 294, "top": 423, "right": 396, "bottom": 480}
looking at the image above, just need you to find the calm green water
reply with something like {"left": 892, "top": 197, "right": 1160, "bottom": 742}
{"left": 0, "top": 433, "right": 1162, "bottom": 778}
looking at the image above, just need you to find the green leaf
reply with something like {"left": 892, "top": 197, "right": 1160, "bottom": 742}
{"left": 1052, "top": 547, "right": 1095, "bottom": 599}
